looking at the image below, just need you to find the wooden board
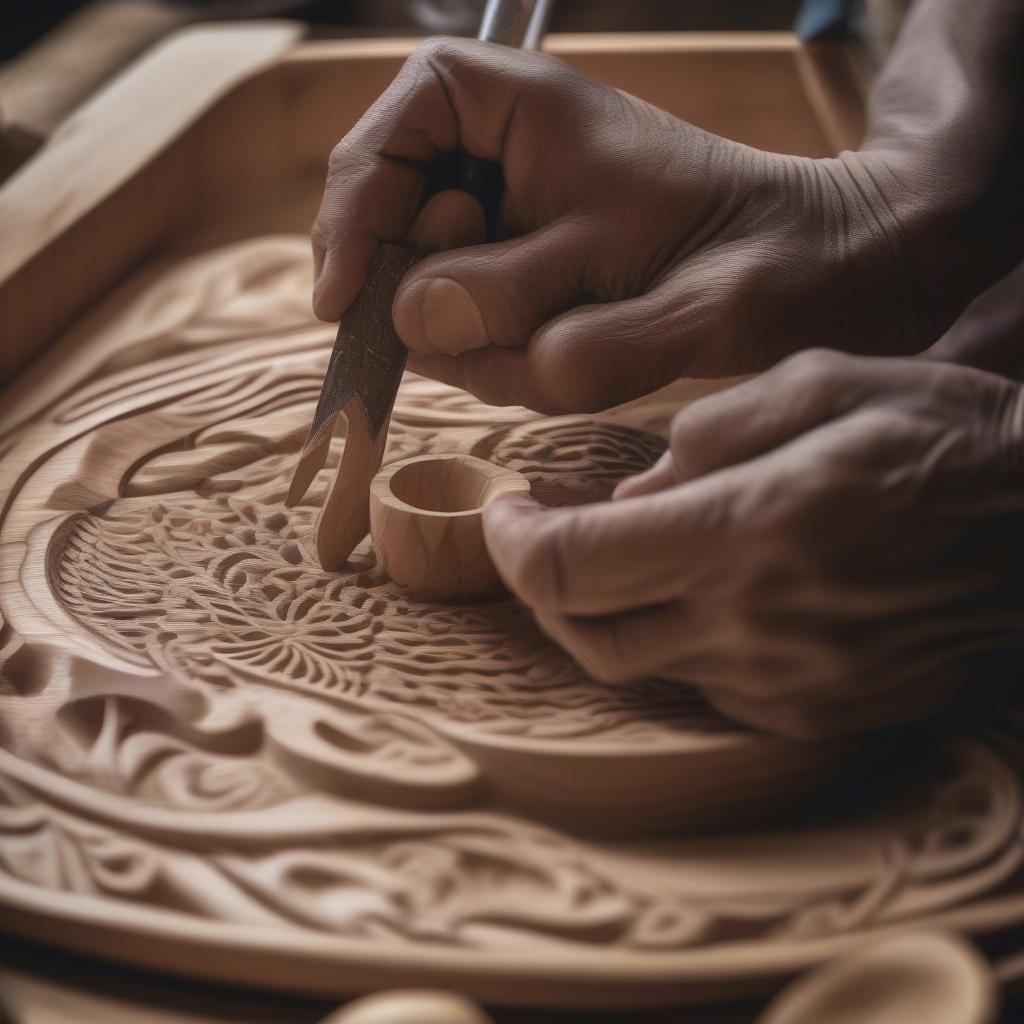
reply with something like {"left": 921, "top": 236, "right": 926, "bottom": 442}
{"left": 4, "top": 23, "right": 1021, "bottom": 1017}
{"left": 0, "top": 29, "right": 865, "bottom": 390}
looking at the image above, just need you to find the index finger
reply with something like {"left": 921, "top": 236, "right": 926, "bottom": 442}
{"left": 483, "top": 479, "right": 735, "bottom": 617}
{"left": 311, "top": 38, "right": 574, "bottom": 321}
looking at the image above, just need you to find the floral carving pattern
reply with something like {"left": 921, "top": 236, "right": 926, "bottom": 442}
{"left": 56, "top": 479, "right": 732, "bottom": 744}
{"left": 2, "top": 237, "right": 1023, "bottom": 1004}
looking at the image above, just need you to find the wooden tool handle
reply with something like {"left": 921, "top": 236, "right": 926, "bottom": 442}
{"left": 414, "top": 0, "right": 554, "bottom": 241}
{"left": 418, "top": 149, "right": 505, "bottom": 241}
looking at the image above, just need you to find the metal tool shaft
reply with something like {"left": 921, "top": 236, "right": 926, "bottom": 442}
{"left": 479, "top": 0, "right": 554, "bottom": 49}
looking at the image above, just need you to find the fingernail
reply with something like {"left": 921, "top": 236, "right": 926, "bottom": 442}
{"left": 418, "top": 277, "right": 488, "bottom": 354}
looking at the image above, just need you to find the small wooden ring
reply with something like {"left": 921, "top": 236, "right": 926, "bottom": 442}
{"left": 370, "top": 454, "right": 531, "bottom": 600}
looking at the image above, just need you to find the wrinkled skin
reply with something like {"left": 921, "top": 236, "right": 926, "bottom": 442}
{"left": 484, "top": 351, "right": 1024, "bottom": 739}
{"left": 312, "top": 3, "right": 1020, "bottom": 414}
{"left": 312, "top": 0, "right": 1024, "bottom": 737}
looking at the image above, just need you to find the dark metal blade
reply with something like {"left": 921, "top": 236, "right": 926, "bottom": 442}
{"left": 287, "top": 244, "right": 419, "bottom": 509}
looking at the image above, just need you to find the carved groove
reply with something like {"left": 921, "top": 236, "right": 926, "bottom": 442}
{"left": 1, "top": 237, "right": 1022, "bottom": 1003}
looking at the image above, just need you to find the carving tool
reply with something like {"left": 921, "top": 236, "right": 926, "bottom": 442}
{"left": 287, "top": 0, "right": 554, "bottom": 571}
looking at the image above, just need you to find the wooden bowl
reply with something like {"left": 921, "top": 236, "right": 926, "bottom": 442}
{"left": 370, "top": 454, "right": 531, "bottom": 600}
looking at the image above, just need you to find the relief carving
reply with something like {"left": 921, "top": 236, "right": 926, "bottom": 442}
{"left": 1, "top": 237, "right": 1022, "bottom": 1004}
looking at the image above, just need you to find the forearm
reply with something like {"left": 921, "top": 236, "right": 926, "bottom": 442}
{"left": 839, "top": 0, "right": 1024, "bottom": 345}
{"left": 865, "top": 0, "right": 1024, "bottom": 191}
{"left": 311, "top": 28, "right": 1024, "bottom": 408}
{"left": 927, "top": 260, "right": 1024, "bottom": 380}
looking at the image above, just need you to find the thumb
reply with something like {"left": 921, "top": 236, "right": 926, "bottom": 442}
{"left": 393, "top": 220, "right": 589, "bottom": 356}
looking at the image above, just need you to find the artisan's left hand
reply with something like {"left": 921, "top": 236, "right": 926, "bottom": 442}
{"left": 484, "top": 350, "right": 1024, "bottom": 738}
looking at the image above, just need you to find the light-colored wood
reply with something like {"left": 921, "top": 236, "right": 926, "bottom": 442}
{"left": 0, "top": 29, "right": 865, "bottom": 390}
{"left": 793, "top": 41, "right": 871, "bottom": 153}
{"left": 321, "top": 991, "right": 493, "bottom": 1024}
{"left": 6, "top": 22, "right": 1018, "bottom": 1018}
{"left": 0, "top": 21, "right": 301, "bottom": 386}
{"left": 370, "top": 454, "right": 531, "bottom": 599}
{"left": 759, "top": 932, "right": 996, "bottom": 1024}
{"left": 0, "top": 0, "right": 195, "bottom": 180}
{"left": 1, "top": 229, "right": 1023, "bottom": 1009}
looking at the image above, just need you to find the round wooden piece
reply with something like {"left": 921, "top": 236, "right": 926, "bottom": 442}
{"left": 320, "top": 990, "right": 493, "bottom": 1024}
{"left": 759, "top": 932, "right": 996, "bottom": 1024}
{"left": 370, "top": 454, "right": 531, "bottom": 600}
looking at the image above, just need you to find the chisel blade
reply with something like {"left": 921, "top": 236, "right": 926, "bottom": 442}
{"left": 287, "top": 244, "right": 420, "bottom": 569}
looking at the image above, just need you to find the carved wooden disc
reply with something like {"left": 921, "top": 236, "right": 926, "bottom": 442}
{"left": 1, "top": 237, "right": 1023, "bottom": 1007}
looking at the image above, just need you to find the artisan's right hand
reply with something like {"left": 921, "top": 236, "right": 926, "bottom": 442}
{"left": 312, "top": 30, "right": 1019, "bottom": 414}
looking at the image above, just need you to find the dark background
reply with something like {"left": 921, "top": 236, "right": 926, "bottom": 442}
{"left": 2, "top": 0, "right": 806, "bottom": 63}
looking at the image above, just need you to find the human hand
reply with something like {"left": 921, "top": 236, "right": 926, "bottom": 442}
{"left": 312, "top": 38, "right": 998, "bottom": 415}
{"left": 482, "top": 350, "right": 1024, "bottom": 738}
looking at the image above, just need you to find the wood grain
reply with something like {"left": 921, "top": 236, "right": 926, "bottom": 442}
{"left": 0, "top": 22, "right": 301, "bottom": 386}
{"left": 1, "top": 233, "right": 1022, "bottom": 1008}
{"left": 370, "top": 454, "right": 531, "bottom": 599}
{"left": 6, "top": 25, "right": 1015, "bottom": 1016}
{"left": 0, "top": 0, "right": 195, "bottom": 180}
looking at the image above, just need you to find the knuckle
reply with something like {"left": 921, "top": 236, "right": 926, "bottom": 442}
{"left": 529, "top": 52, "right": 593, "bottom": 108}
{"left": 780, "top": 346, "right": 853, "bottom": 385}
{"left": 327, "top": 137, "right": 355, "bottom": 173}
{"left": 533, "top": 336, "right": 624, "bottom": 414}
{"left": 668, "top": 407, "right": 698, "bottom": 450}
{"left": 667, "top": 405, "right": 712, "bottom": 472}
{"left": 732, "top": 463, "right": 801, "bottom": 533}
{"left": 412, "top": 35, "right": 469, "bottom": 74}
